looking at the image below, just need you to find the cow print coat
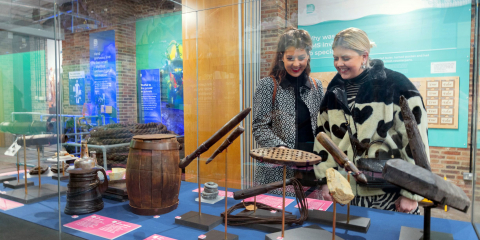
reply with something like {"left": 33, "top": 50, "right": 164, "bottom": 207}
{"left": 313, "top": 59, "right": 430, "bottom": 201}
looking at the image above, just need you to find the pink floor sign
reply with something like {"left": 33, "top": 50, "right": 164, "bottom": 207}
{"left": 192, "top": 188, "right": 234, "bottom": 198}
{"left": 0, "top": 197, "right": 24, "bottom": 211}
{"left": 144, "top": 234, "right": 176, "bottom": 240}
{"left": 295, "top": 198, "right": 332, "bottom": 211}
{"left": 244, "top": 195, "right": 294, "bottom": 209}
{"left": 64, "top": 214, "right": 141, "bottom": 239}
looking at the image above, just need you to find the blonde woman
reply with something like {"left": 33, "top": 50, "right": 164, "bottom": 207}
{"left": 313, "top": 28, "right": 430, "bottom": 214}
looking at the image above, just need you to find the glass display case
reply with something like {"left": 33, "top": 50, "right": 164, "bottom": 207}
{"left": 0, "top": 0, "right": 478, "bottom": 239}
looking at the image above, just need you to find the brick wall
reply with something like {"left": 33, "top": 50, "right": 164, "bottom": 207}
{"left": 261, "top": 0, "right": 477, "bottom": 200}
{"left": 61, "top": 0, "right": 180, "bottom": 123}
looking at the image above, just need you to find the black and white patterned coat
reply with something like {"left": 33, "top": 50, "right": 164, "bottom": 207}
{"left": 252, "top": 75, "right": 324, "bottom": 148}
{"left": 313, "top": 60, "right": 430, "bottom": 201}
{"left": 252, "top": 75, "right": 324, "bottom": 196}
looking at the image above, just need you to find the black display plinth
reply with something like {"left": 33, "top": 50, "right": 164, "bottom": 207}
{"left": 103, "top": 192, "right": 128, "bottom": 202}
{"left": 307, "top": 209, "right": 371, "bottom": 233}
{"left": 102, "top": 180, "right": 128, "bottom": 202}
{"left": 0, "top": 184, "right": 68, "bottom": 204}
{"left": 52, "top": 173, "right": 69, "bottom": 181}
{"left": 399, "top": 226, "right": 453, "bottom": 240}
{"left": 233, "top": 209, "right": 293, "bottom": 232}
{"left": 175, "top": 211, "right": 223, "bottom": 231}
{"left": 201, "top": 230, "right": 239, "bottom": 240}
{"left": 0, "top": 175, "right": 17, "bottom": 182}
{"left": 3, "top": 181, "right": 34, "bottom": 189}
{"left": 265, "top": 224, "right": 344, "bottom": 240}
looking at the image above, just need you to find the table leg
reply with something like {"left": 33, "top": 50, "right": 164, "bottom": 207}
{"left": 225, "top": 148, "right": 228, "bottom": 240}
{"left": 23, "top": 135, "right": 27, "bottom": 195}
{"left": 347, "top": 173, "right": 350, "bottom": 224}
{"left": 17, "top": 151, "right": 20, "bottom": 183}
{"left": 198, "top": 156, "right": 201, "bottom": 216}
{"left": 332, "top": 198, "right": 336, "bottom": 240}
{"left": 37, "top": 146, "right": 41, "bottom": 188}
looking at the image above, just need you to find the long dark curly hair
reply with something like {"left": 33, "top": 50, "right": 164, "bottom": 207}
{"left": 268, "top": 27, "right": 313, "bottom": 83}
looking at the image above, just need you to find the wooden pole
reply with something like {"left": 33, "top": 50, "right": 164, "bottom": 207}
{"left": 198, "top": 156, "right": 201, "bottom": 215}
{"left": 332, "top": 198, "right": 336, "bottom": 240}
{"left": 23, "top": 135, "right": 27, "bottom": 195}
{"left": 37, "top": 146, "right": 41, "bottom": 188}
{"left": 17, "top": 150, "right": 20, "bottom": 183}
{"left": 225, "top": 148, "right": 228, "bottom": 240}
{"left": 62, "top": 161, "right": 65, "bottom": 176}
{"left": 347, "top": 173, "right": 350, "bottom": 224}
{"left": 282, "top": 165, "right": 286, "bottom": 238}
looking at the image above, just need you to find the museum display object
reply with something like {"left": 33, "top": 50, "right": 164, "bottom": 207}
{"left": 179, "top": 108, "right": 251, "bottom": 168}
{"left": 126, "top": 134, "right": 181, "bottom": 215}
{"left": 201, "top": 126, "right": 244, "bottom": 240}
{"left": 249, "top": 147, "right": 323, "bottom": 239}
{"left": 315, "top": 132, "right": 367, "bottom": 184}
{"left": 384, "top": 159, "right": 471, "bottom": 240}
{"left": 176, "top": 109, "right": 251, "bottom": 231}
{"left": 400, "top": 95, "right": 431, "bottom": 171}
{"left": 229, "top": 178, "right": 300, "bottom": 233}
{"left": 65, "top": 141, "right": 108, "bottom": 215}
{"left": 326, "top": 168, "right": 355, "bottom": 240}
{"left": 201, "top": 182, "right": 219, "bottom": 200}
{"left": 307, "top": 132, "right": 372, "bottom": 233}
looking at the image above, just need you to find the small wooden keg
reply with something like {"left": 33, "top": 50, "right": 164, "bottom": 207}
{"left": 65, "top": 167, "right": 108, "bottom": 215}
{"left": 126, "top": 134, "right": 181, "bottom": 215}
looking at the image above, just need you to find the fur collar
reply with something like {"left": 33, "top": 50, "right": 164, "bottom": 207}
{"left": 328, "top": 59, "right": 386, "bottom": 89}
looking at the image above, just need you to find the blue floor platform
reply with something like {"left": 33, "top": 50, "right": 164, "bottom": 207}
{"left": 0, "top": 173, "right": 477, "bottom": 240}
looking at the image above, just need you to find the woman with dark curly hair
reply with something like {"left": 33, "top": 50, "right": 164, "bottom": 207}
{"left": 252, "top": 28, "right": 324, "bottom": 195}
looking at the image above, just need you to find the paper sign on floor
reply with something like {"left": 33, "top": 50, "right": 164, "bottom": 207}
{"left": 144, "top": 234, "right": 176, "bottom": 240}
{"left": 192, "top": 188, "right": 234, "bottom": 198}
{"left": 295, "top": 198, "right": 332, "bottom": 211}
{"left": 0, "top": 197, "right": 24, "bottom": 211}
{"left": 64, "top": 214, "right": 141, "bottom": 239}
{"left": 244, "top": 195, "right": 295, "bottom": 209}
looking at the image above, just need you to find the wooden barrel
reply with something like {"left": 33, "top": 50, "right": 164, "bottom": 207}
{"left": 65, "top": 167, "right": 108, "bottom": 215}
{"left": 126, "top": 134, "right": 181, "bottom": 215}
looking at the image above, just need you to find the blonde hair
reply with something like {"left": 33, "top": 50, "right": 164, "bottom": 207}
{"left": 332, "top": 27, "right": 376, "bottom": 68}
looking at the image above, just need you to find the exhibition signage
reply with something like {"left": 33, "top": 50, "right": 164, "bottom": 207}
{"left": 139, "top": 69, "right": 161, "bottom": 123}
{"left": 294, "top": 198, "right": 332, "bottom": 211}
{"left": 298, "top": 0, "right": 471, "bottom": 148}
{"left": 64, "top": 214, "right": 141, "bottom": 239}
{"left": 69, "top": 71, "right": 85, "bottom": 105}
{"left": 89, "top": 30, "right": 117, "bottom": 123}
{"left": 0, "top": 197, "right": 24, "bottom": 211}
{"left": 144, "top": 235, "right": 176, "bottom": 240}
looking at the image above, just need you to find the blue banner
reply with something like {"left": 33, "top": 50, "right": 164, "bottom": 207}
{"left": 139, "top": 69, "right": 161, "bottom": 123}
{"left": 69, "top": 71, "right": 85, "bottom": 105}
{"left": 89, "top": 30, "right": 117, "bottom": 123}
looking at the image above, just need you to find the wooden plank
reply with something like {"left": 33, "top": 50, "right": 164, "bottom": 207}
{"left": 140, "top": 149, "right": 152, "bottom": 208}
{"left": 126, "top": 148, "right": 140, "bottom": 208}
{"left": 183, "top": 0, "right": 242, "bottom": 189}
{"left": 151, "top": 147, "right": 163, "bottom": 208}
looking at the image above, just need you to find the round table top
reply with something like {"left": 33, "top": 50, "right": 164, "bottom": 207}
{"left": 250, "top": 147, "right": 322, "bottom": 167}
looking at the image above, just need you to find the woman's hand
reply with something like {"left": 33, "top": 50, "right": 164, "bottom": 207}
{"left": 395, "top": 196, "right": 418, "bottom": 213}
{"left": 320, "top": 184, "right": 333, "bottom": 201}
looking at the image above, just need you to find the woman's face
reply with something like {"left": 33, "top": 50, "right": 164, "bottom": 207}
{"left": 282, "top": 47, "right": 309, "bottom": 77}
{"left": 333, "top": 47, "right": 367, "bottom": 80}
